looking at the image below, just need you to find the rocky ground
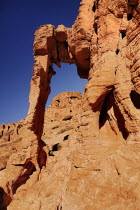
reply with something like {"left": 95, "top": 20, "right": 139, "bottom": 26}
{"left": 0, "top": 91, "right": 140, "bottom": 209}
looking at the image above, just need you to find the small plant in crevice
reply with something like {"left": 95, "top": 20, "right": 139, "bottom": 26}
{"left": 48, "top": 143, "right": 62, "bottom": 156}
{"left": 48, "top": 150, "right": 54, "bottom": 156}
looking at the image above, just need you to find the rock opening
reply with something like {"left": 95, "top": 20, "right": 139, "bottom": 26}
{"left": 63, "top": 135, "right": 69, "bottom": 141}
{"left": 121, "top": 31, "right": 126, "bottom": 39}
{"left": 127, "top": 13, "right": 133, "bottom": 20}
{"left": 130, "top": 90, "right": 140, "bottom": 109}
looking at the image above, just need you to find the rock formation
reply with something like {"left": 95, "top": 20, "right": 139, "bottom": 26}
{"left": 0, "top": 0, "right": 140, "bottom": 209}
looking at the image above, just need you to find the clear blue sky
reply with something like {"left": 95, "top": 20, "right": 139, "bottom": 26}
{"left": 0, "top": 0, "right": 87, "bottom": 125}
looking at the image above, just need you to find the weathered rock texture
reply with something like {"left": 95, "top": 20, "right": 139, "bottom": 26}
{"left": 0, "top": 0, "right": 140, "bottom": 209}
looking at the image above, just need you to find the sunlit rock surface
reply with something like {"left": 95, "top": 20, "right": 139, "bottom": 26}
{"left": 0, "top": 0, "right": 140, "bottom": 209}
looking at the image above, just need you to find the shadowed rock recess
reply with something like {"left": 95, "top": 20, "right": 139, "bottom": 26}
{"left": 0, "top": 0, "right": 140, "bottom": 209}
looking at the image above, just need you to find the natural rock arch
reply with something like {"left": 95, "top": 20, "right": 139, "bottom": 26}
{"left": 26, "top": 23, "right": 91, "bottom": 140}
{"left": 19, "top": 0, "right": 140, "bottom": 177}
{"left": 26, "top": 0, "right": 140, "bottom": 144}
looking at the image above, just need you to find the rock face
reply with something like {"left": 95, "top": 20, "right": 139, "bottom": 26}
{"left": 0, "top": 0, "right": 140, "bottom": 209}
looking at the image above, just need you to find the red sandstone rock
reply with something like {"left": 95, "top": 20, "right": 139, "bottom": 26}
{"left": 0, "top": 0, "right": 140, "bottom": 209}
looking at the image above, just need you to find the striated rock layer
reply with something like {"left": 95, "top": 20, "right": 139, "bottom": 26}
{"left": 0, "top": 0, "right": 140, "bottom": 209}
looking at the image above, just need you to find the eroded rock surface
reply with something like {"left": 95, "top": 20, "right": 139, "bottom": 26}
{"left": 0, "top": 0, "right": 140, "bottom": 209}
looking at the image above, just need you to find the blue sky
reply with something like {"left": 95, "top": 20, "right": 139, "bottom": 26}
{"left": 0, "top": 0, "right": 87, "bottom": 125}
